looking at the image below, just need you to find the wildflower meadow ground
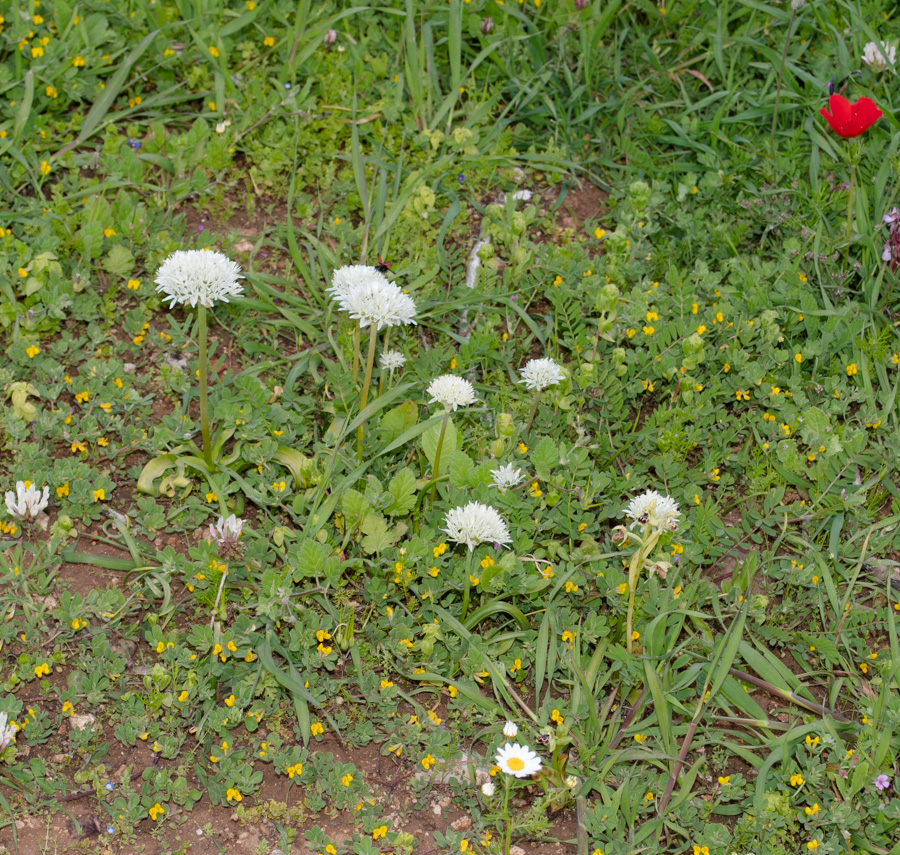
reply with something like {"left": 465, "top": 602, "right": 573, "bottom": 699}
{"left": 1, "top": 1, "right": 899, "bottom": 854}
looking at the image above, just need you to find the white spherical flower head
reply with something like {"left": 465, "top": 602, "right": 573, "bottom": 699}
{"left": 380, "top": 350, "right": 407, "bottom": 371}
{"left": 329, "top": 265, "right": 389, "bottom": 309}
{"left": 495, "top": 743, "right": 541, "bottom": 778}
{"left": 624, "top": 489, "right": 680, "bottom": 533}
{"left": 155, "top": 250, "right": 244, "bottom": 309}
{"left": 443, "top": 502, "right": 512, "bottom": 551}
{"left": 863, "top": 40, "right": 896, "bottom": 72}
{"left": 519, "top": 357, "right": 565, "bottom": 392}
{"left": 481, "top": 781, "right": 495, "bottom": 797}
{"left": 502, "top": 721, "right": 518, "bottom": 738}
{"left": 491, "top": 463, "right": 525, "bottom": 492}
{"left": 341, "top": 278, "right": 417, "bottom": 331}
{"left": 427, "top": 375, "right": 477, "bottom": 411}
{"left": 5, "top": 480, "right": 50, "bottom": 520}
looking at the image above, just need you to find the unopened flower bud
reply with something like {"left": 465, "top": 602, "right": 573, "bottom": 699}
{"left": 790, "top": 0, "right": 805, "bottom": 10}
{"left": 574, "top": 0, "right": 589, "bottom": 10}
{"left": 496, "top": 413, "right": 515, "bottom": 438}
{"left": 481, "top": 16, "right": 494, "bottom": 34}
{"left": 323, "top": 29, "right": 337, "bottom": 45}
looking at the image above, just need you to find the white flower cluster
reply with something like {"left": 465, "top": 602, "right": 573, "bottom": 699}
{"left": 380, "top": 350, "right": 407, "bottom": 371}
{"left": 519, "top": 357, "right": 565, "bottom": 392}
{"left": 329, "top": 265, "right": 416, "bottom": 330}
{"left": 490, "top": 463, "right": 525, "bottom": 492}
{"left": 4, "top": 481, "right": 49, "bottom": 520}
{"left": 0, "top": 712, "right": 16, "bottom": 751}
{"left": 155, "top": 250, "right": 244, "bottom": 309}
{"left": 208, "top": 515, "right": 244, "bottom": 554}
{"left": 427, "top": 375, "right": 477, "bottom": 411}
{"left": 443, "top": 502, "right": 512, "bottom": 551}
{"left": 863, "top": 40, "right": 896, "bottom": 72}
{"left": 624, "top": 489, "right": 680, "bottom": 533}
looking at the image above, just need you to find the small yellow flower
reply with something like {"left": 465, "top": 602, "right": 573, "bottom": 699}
{"left": 696, "top": 324, "right": 707, "bottom": 335}
{"left": 209, "top": 45, "right": 220, "bottom": 57}
{"left": 148, "top": 803, "right": 165, "bottom": 820}
{"left": 634, "top": 733, "right": 647, "bottom": 744}
{"left": 433, "top": 542, "right": 447, "bottom": 557}
{"left": 460, "top": 841, "right": 469, "bottom": 853}
{"left": 723, "top": 362, "right": 731, "bottom": 373}
{"left": 71, "top": 618, "right": 85, "bottom": 630}
{"left": 642, "top": 325, "right": 655, "bottom": 335}
{"left": 224, "top": 694, "right": 236, "bottom": 707}
{"left": 805, "top": 734, "right": 819, "bottom": 746}
{"left": 40, "top": 160, "right": 51, "bottom": 176}
{"left": 805, "top": 802, "right": 820, "bottom": 815}
{"left": 26, "top": 344, "right": 40, "bottom": 358}
{"left": 846, "top": 363, "right": 858, "bottom": 376}
{"left": 517, "top": 442, "right": 527, "bottom": 453}
{"left": 644, "top": 792, "right": 654, "bottom": 802}
{"left": 807, "top": 841, "right": 819, "bottom": 851}
{"left": 341, "top": 773, "right": 354, "bottom": 786}
{"left": 93, "top": 488, "right": 105, "bottom": 502}
{"left": 226, "top": 788, "right": 242, "bottom": 803}
{"left": 692, "top": 847, "right": 710, "bottom": 855}
{"left": 421, "top": 754, "right": 436, "bottom": 770}
{"left": 380, "top": 680, "right": 394, "bottom": 690}
{"left": 62, "top": 701, "right": 73, "bottom": 715}
{"left": 263, "top": 35, "right": 275, "bottom": 47}
{"left": 617, "top": 582, "right": 628, "bottom": 594}
{"left": 790, "top": 773, "right": 804, "bottom": 787}
{"left": 311, "top": 722, "right": 324, "bottom": 736}
{"left": 594, "top": 228, "right": 606, "bottom": 239}
{"left": 795, "top": 352, "right": 802, "bottom": 363}
{"left": 373, "top": 825, "right": 388, "bottom": 841}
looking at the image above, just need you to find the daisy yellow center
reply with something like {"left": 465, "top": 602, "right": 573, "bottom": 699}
{"left": 507, "top": 757, "right": 525, "bottom": 771}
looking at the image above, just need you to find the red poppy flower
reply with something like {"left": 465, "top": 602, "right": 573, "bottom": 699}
{"left": 820, "top": 94, "right": 883, "bottom": 138}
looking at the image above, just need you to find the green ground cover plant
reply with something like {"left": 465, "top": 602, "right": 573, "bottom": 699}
{"left": 1, "top": 0, "right": 900, "bottom": 854}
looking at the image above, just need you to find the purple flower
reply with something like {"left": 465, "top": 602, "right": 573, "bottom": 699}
{"left": 875, "top": 774, "right": 891, "bottom": 792}
{"left": 128, "top": 139, "right": 142, "bottom": 150}
{"left": 883, "top": 207, "right": 900, "bottom": 225}
{"left": 883, "top": 243, "right": 892, "bottom": 262}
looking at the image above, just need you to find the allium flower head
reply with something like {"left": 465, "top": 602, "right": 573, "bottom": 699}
{"left": 443, "top": 502, "right": 512, "bottom": 551}
{"left": 5, "top": 481, "right": 50, "bottom": 520}
{"left": 495, "top": 742, "right": 541, "bottom": 778}
{"left": 862, "top": 41, "right": 896, "bottom": 72}
{"left": 624, "top": 489, "right": 680, "bottom": 533}
{"left": 427, "top": 375, "right": 477, "bottom": 411}
{"left": 491, "top": 463, "right": 525, "bottom": 492}
{"left": 519, "top": 357, "right": 565, "bottom": 391}
{"left": 502, "top": 721, "right": 518, "bottom": 738}
{"left": 155, "top": 250, "right": 244, "bottom": 309}
{"left": 331, "top": 267, "right": 417, "bottom": 331}
{"left": 0, "top": 712, "right": 16, "bottom": 751}
{"left": 328, "top": 265, "right": 389, "bottom": 309}
{"left": 380, "top": 350, "right": 407, "bottom": 371}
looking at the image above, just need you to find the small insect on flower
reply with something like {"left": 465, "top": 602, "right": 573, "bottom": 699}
{"left": 374, "top": 255, "right": 391, "bottom": 273}
{"left": 624, "top": 490, "right": 680, "bottom": 533}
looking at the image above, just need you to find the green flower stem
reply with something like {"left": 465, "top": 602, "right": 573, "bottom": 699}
{"left": 502, "top": 774, "right": 513, "bottom": 855}
{"left": 197, "top": 304, "right": 214, "bottom": 470}
{"left": 429, "top": 408, "right": 452, "bottom": 507}
{"left": 625, "top": 528, "right": 661, "bottom": 654}
{"left": 378, "top": 327, "right": 392, "bottom": 396}
{"left": 351, "top": 324, "right": 361, "bottom": 384}
{"left": 525, "top": 389, "right": 541, "bottom": 433}
{"left": 846, "top": 155, "right": 857, "bottom": 251}
{"left": 461, "top": 550, "right": 475, "bottom": 621}
{"left": 357, "top": 324, "right": 379, "bottom": 460}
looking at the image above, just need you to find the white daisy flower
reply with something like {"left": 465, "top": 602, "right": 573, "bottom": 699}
{"left": 4, "top": 481, "right": 50, "bottom": 520}
{"left": 480, "top": 781, "right": 495, "bottom": 797}
{"left": 335, "top": 275, "right": 417, "bottom": 331}
{"left": 862, "top": 41, "right": 896, "bottom": 72}
{"left": 491, "top": 463, "right": 525, "bottom": 492}
{"left": 495, "top": 742, "right": 541, "bottom": 778}
{"left": 518, "top": 358, "right": 565, "bottom": 392}
{"left": 155, "top": 250, "right": 244, "bottom": 309}
{"left": 443, "top": 502, "right": 512, "bottom": 551}
{"left": 380, "top": 350, "right": 407, "bottom": 371}
{"left": 624, "top": 489, "right": 680, "bottom": 533}
{"left": 427, "top": 375, "right": 477, "bottom": 411}
{"left": 0, "top": 712, "right": 16, "bottom": 750}
{"left": 328, "top": 265, "right": 389, "bottom": 310}
{"left": 502, "top": 721, "right": 518, "bottom": 738}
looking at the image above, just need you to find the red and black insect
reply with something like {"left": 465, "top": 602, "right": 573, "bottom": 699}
{"left": 375, "top": 255, "right": 391, "bottom": 274}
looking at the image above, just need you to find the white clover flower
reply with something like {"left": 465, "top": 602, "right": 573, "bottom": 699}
{"left": 566, "top": 775, "right": 578, "bottom": 789}
{"left": 443, "top": 502, "right": 512, "bottom": 551}
{"left": 328, "top": 265, "right": 389, "bottom": 310}
{"left": 333, "top": 272, "right": 417, "bottom": 331}
{"left": 862, "top": 41, "right": 896, "bottom": 72}
{"left": 491, "top": 463, "right": 525, "bottom": 492}
{"left": 480, "top": 781, "right": 495, "bottom": 797}
{"left": 503, "top": 721, "right": 518, "bottom": 738}
{"left": 519, "top": 357, "right": 565, "bottom": 392}
{"left": 380, "top": 350, "right": 407, "bottom": 371}
{"left": 495, "top": 743, "right": 541, "bottom": 778}
{"left": 4, "top": 481, "right": 50, "bottom": 520}
{"left": 427, "top": 375, "right": 477, "bottom": 411}
{"left": 0, "top": 712, "right": 16, "bottom": 751}
{"left": 155, "top": 250, "right": 244, "bottom": 309}
{"left": 207, "top": 515, "right": 244, "bottom": 556}
{"left": 624, "top": 489, "right": 680, "bottom": 533}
